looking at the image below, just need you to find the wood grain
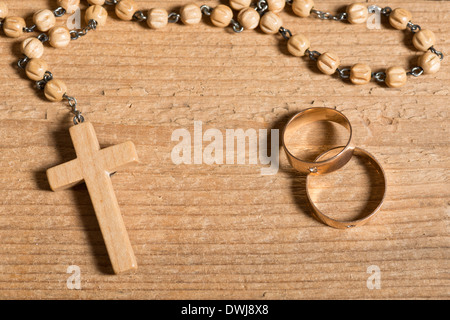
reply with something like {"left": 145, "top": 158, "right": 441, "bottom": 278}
{"left": 0, "top": 0, "right": 448, "bottom": 299}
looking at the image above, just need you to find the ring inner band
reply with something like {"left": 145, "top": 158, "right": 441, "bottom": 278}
{"left": 306, "top": 147, "right": 387, "bottom": 229}
{"left": 283, "top": 108, "right": 354, "bottom": 175}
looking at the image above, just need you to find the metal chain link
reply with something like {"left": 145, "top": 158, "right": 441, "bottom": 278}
{"left": 279, "top": 27, "right": 292, "bottom": 40}
{"left": 53, "top": 6, "right": 66, "bottom": 17}
{"left": 36, "top": 71, "right": 53, "bottom": 90}
{"left": 168, "top": 12, "right": 180, "bottom": 23}
{"left": 368, "top": 5, "right": 392, "bottom": 17}
{"left": 407, "top": 21, "right": 421, "bottom": 33}
{"left": 381, "top": 7, "right": 392, "bottom": 16}
{"left": 429, "top": 46, "right": 444, "bottom": 60}
{"left": 133, "top": 11, "right": 147, "bottom": 22}
{"left": 63, "top": 94, "right": 85, "bottom": 125}
{"left": 372, "top": 72, "right": 386, "bottom": 83}
{"left": 17, "top": 56, "right": 29, "bottom": 69}
{"left": 230, "top": 19, "right": 244, "bottom": 33}
{"left": 104, "top": 0, "right": 120, "bottom": 5}
{"left": 23, "top": 24, "right": 37, "bottom": 33}
{"left": 200, "top": 5, "right": 212, "bottom": 16}
{"left": 70, "top": 19, "right": 98, "bottom": 40}
{"left": 37, "top": 33, "right": 49, "bottom": 43}
{"left": 407, "top": 66, "right": 424, "bottom": 77}
{"left": 337, "top": 68, "right": 351, "bottom": 79}
{"left": 255, "top": 0, "right": 269, "bottom": 15}
{"left": 311, "top": 9, "right": 348, "bottom": 21}
{"left": 305, "top": 49, "right": 322, "bottom": 61}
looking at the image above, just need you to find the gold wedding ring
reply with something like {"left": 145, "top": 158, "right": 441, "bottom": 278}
{"left": 306, "top": 147, "right": 387, "bottom": 229}
{"left": 282, "top": 107, "right": 386, "bottom": 229}
{"left": 282, "top": 108, "right": 355, "bottom": 175}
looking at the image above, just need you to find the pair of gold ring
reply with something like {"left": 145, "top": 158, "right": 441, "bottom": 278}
{"left": 282, "top": 107, "right": 387, "bottom": 229}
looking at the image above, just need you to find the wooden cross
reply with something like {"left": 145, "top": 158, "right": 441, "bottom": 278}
{"left": 47, "top": 122, "right": 139, "bottom": 274}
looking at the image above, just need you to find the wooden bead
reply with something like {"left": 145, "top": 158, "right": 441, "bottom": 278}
{"left": 389, "top": 8, "right": 412, "bottom": 30}
{"left": 418, "top": 52, "right": 441, "bottom": 74}
{"left": 180, "top": 3, "right": 202, "bottom": 25}
{"left": 385, "top": 66, "right": 407, "bottom": 88}
{"left": 57, "top": 0, "right": 80, "bottom": 14}
{"left": 346, "top": 3, "right": 368, "bottom": 24}
{"left": 33, "top": 9, "right": 56, "bottom": 32}
{"left": 2, "top": 16, "right": 26, "bottom": 38}
{"left": 85, "top": 5, "right": 108, "bottom": 26}
{"left": 237, "top": 7, "right": 260, "bottom": 30}
{"left": 87, "top": 0, "right": 105, "bottom": 5}
{"left": 21, "top": 38, "right": 44, "bottom": 59}
{"left": 259, "top": 11, "right": 283, "bottom": 34}
{"left": 266, "top": 0, "right": 285, "bottom": 13}
{"left": 25, "top": 58, "right": 48, "bottom": 81}
{"left": 350, "top": 63, "right": 371, "bottom": 85}
{"left": 0, "top": 1, "right": 8, "bottom": 20}
{"left": 147, "top": 8, "right": 168, "bottom": 29}
{"left": 412, "top": 29, "right": 436, "bottom": 51}
{"left": 287, "top": 34, "right": 310, "bottom": 57}
{"left": 48, "top": 26, "right": 71, "bottom": 48}
{"left": 229, "top": 0, "right": 252, "bottom": 11}
{"left": 211, "top": 5, "right": 233, "bottom": 28}
{"left": 115, "top": 0, "right": 137, "bottom": 21}
{"left": 44, "top": 79, "right": 67, "bottom": 102}
{"left": 317, "top": 52, "right": 340, "bottom": 75}
{"left": 292, "top": 0, "right": 314, "bottom": 18}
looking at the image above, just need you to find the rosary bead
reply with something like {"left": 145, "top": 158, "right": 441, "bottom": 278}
{"left": 229, "top": 0, "right": 251, "bottom": 11}
{"left": 85, "top": 5, "right": 108, "bottom": 26}
{"left": 48, "top": 26, "right": 71, "bottom": 48}
{"left": 180, "top": 3, "right": 202, "bottom": 25}
{"left": 115, "top": 0, "right": 137, "bottom": 21}
{"left": 385, "top": 66, "right": 407, "bottom": 88}
{"left": 292, "top": 0, "right": 314, "bottom": 18}
{"left": 33, "top": 9, "right": 56, "bottom": 32}
{"left": 44, "top": 79, "right": 67, "bottom": 102}
{"left": 211, "top": 5, "right": 233, "bottom": 28}
{"left": 266, "top": 0, "right": 286, "bottom": 13}
{"left": 350, "top": 63, "right": 371, "bottom": 85}
{"left": 2, "top": 16, "right": 26, "bottom": 38}
{"left": 57, "top": 0, "right": 80, "bottom": 14}
{"left": 25, "top": 58, "right": 48, "bottom": 81}
{"left": 346, "top": 3, "right": 369, "bottom": 24}
{"left": 412, "top": 29, "right": 436, "bottom": 51}
{"left": 259, "top": 11, "right": 283, "bottom": 34}
{"left": 147, "top": 8, "right": 168, "bottom": 29}
{"left": 237, "top": 7, "right": 260, "bottom": 30}
{"left": 0, "top": 1, "right": 8, "bottom": 20}
{"left": 21, "top": 37, "right": 44, "bottom": 59}
{"left": 287, "top": 34, "right": 310, "bottom": 57}
{"left": 418, "top": 52, "right": 441, "bottom": 74}
{"left": 87, "top": 0, "right": 105, "bottom": 5}
{"left": 389, "top": 8, "right": 412, "bottom": 30}
{"left": 317, "top": 52, "right": 340, "bottom": 75}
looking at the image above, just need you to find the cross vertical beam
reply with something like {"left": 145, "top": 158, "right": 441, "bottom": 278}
{"left": 47, "top": 122, "right": 139, "bottom": 274}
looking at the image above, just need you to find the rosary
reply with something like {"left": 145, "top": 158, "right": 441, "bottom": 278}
{"left": 0, "top": 0, "right": 444, "bottom": 274}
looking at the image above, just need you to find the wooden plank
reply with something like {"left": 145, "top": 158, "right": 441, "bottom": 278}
{"left": 0, "top": 0, "right": 448, "bottom": 299}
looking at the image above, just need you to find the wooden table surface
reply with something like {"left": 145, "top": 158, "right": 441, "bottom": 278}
{"left": 0, "top": 0, "right": 448, "bottom": 300}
